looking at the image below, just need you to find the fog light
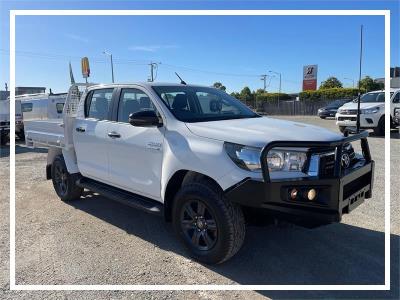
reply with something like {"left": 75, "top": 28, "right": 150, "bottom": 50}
{"left": 307, "top": 189, "right": 317, "bottom": 201}
{"left": 290, "top": 188, "right": 298, "bottom": 200}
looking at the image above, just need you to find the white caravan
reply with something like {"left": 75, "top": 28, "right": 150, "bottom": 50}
{"left": 15, "top": 93, "right": 67, "bottom": 139}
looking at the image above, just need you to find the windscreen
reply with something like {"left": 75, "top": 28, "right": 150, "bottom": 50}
{"left": 360, "top": 92, "right": 386, "bottom": 103}
{"left": 152, "top": 85, "right": 259, "bottom": 122}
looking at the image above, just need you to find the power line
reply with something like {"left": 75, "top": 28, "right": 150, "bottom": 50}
{"left": 0, "top": 49, "right": 302, "bottom": 84}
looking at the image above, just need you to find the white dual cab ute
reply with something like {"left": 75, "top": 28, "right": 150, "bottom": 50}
{"left": 336, "top": 88, "right": 400, "bottom": 135}
{"left": 25, "top": 82, "right": 375, "bottom": 264}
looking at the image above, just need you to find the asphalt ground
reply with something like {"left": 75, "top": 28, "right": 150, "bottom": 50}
{"left": 0, "top": 116, "right": 399, "bottom": 300}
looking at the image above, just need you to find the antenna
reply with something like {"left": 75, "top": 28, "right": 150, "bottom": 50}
{"left": 356, "top": 25, "right": 363, "bottom": 133}
{"left": 175, "top": 72, "right": 186, "bottom": 85}
{"left": 69, "top": 62, "right": 75, "bottom": 85}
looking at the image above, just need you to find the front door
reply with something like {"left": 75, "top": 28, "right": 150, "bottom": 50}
{"left": 73, "top": 88, "right": 114, "bottom": 182}
{"left": 107, "top": 88, "right": 165, "bottom": 200}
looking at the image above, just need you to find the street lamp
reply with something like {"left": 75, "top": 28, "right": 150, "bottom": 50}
{"left": 269, "top": 70, "right": 282, "bottom": 109}
{"left": 103, "top": 50, "right": 114, "bottom": 83}
{"left": 344, "top": 77, "right": 355, "bottom": 88}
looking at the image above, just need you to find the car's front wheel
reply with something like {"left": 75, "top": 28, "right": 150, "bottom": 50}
{"left": 172, "top": 179, "right": 245, "bottom": 264}
{"left": 373, "top": 116, "right": 385, "bottom": 136}
{"left": 51, "top": 155, "right": 83, "bottom": 201}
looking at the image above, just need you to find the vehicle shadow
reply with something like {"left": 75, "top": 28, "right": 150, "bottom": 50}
{"left": 0, "top": 142, "right": 47, "bottom": 158}
{"left": 367, "top": 129, "right": 399, "bottom": 139}
{"left": 67, "top": 192, "right": 398, "bottom": 298}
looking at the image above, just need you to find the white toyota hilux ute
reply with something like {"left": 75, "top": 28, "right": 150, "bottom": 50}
{"left": 335, "top": 88, "right": 400, "bottom": 135}
{"left": 25, "top": 82, "right": 375, "bottom": 264}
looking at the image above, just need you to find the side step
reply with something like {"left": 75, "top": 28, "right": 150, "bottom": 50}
{"left": 77, "top": 177, "right": 163, "bottom": 216}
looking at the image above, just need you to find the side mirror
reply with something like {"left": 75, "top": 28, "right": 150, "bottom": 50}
{"left": 129, "top": 110, "right": 162, "bottom": 127}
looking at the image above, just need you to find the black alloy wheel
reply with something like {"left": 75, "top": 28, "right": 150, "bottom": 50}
{"left": 180, "top": 200, "right": 218, "bottom": 251}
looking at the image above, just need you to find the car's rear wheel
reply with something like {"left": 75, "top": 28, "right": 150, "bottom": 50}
{"left": 172, "top": 179, "right": 245, "bottom": 264}
{"left": 52, "top": 155, "right": 83, "bottom": 201}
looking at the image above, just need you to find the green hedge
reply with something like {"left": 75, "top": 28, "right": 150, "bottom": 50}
{"left": 256, "top": 93, "right": 292, "bottom": 102}
{"left": 299, "top": 88, "right": 365, "bottom": 101}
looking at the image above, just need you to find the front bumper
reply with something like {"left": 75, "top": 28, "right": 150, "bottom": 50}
{"left": 225, "top": 131, "right": 374, "bottom": 226}
{"left": 318, "top": 110, "right": 336, "bottom": 118}
{"left": 336, "top": 114, "right": 378, "bottom": 128}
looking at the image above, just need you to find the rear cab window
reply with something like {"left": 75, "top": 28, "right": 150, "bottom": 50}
{"left": 85, "top": 88, "right": 114, "bottom": 120}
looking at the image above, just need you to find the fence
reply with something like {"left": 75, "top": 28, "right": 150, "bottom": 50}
{"left": 244, "top": 98, "right": 354, "bottom": 116}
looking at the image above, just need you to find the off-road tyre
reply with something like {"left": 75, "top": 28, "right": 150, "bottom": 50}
{"left": 172, "top": 178, "right": 245, "bottom": 264}
{"left": 51, "top": 155, "right": 83, "bottom": 201}
{"left": 373, "top": 116, "right": 385, "bottom": 136}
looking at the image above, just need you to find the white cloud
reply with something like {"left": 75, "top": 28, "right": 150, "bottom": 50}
{"left": 65, "top": 33, "right": 89, "bottom": 43}
{"left": 128, "top": 45, "right": 179, "bottom": 52}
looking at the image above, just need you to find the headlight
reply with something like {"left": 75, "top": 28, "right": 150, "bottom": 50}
{"left": 267, "top": 148, "right": 307, "bottom": 172}
{"left": 395, "top": 108, "right": 400, "bottom": 117}
{"left": 224, "top": 142, "right": 262, "bottom": 172}
{"left": 361, "top": 107, "right": 380, "bottom": 114}
{"left": 224, "top": 143, "right": 308, "bottom": 173}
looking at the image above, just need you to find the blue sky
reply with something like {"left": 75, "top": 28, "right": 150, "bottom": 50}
{"left": 0, "top": 1, "right": 399, "bottom": 94}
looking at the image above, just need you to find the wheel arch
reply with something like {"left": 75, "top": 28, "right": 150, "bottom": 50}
{"left": 163, "top": 170, "right": 222, "bottom": 222}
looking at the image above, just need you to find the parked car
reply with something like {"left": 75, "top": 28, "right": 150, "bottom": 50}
{"left": 317, "top": 99, "right": 351, "bottom": 119}
{"left": 25, "top": 82, "right": 375, "bottom": 264}
{"left": 336, "top": 88, "right": 400, "bottom": 135}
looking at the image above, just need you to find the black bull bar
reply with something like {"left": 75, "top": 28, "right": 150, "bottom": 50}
{"left": 225, "top": 130, "right": 374, "bottom": 226}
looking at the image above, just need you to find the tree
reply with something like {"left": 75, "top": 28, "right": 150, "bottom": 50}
{"left": 358, "top": 76, "right": 384, "bottom": 92}
{"left": 320, "top": 77, "right": 343, "bottom": 89}
{"left": 239, "top": 86, "right": 253, "bottom": 102}
{"left": 255, "top": 88, "right": 266, "bottom": 95}
{"left": 230, "top": 92, "right": 240, "bottom": 99}
{"left": 213, "top": 82, "right": 226, "bottom": 91}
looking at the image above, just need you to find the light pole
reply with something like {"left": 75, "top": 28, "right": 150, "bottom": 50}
{"left": 258, "top": 74, "right": 268, "bottom": 111}
{"left": 103, "top": 50, "right": 114, "bottom": 83}
{"left": 148, "top": 62, "right": 161, "bottom": 82}
{"left": 344, "top": 77, "right": 355, "bottom": 88}
{"left": 269, "top": 70, "right": 282, "bottom": 109}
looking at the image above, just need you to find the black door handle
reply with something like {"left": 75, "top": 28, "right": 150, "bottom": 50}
{"left": 76, "top": 127, "right": 85, "bottom": 132}
{"left": 108, "top": 132, "right": 121, "bottom": 138}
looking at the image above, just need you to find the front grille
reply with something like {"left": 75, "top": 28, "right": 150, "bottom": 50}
{"left": 338, "top": 117, "right": 357, "bottom": 121}
{"left": 319, "top": 152, "right": 336, "bottom": 178}
{"left": 340, "top": 109, "right": 358, "bottom": 115}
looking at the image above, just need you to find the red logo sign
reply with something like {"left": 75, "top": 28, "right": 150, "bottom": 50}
{"left": 302, "top": 79, "right": 317, "bottom": 91}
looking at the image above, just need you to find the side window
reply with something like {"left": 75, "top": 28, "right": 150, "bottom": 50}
{"left": 393, "top": 93, "right": 400, "bottom": 104}
{"left": 86, "top": 88, "right": 114, "bottom": 120}
{"left": 21, "top": 103, "right": 33, "bottom": 112}
{"left": 56, "top": 103, "right": 64, "bottom": 114}
{"left": 117, "top": 89, "right": 156, "bottom": 123}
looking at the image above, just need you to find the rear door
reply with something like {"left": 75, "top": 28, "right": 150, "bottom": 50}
{"left": 73, "top": 88, "right": 115, "bottom": 182}
{"left": 107, "top": 87, "right": 165, "bottom": 200}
